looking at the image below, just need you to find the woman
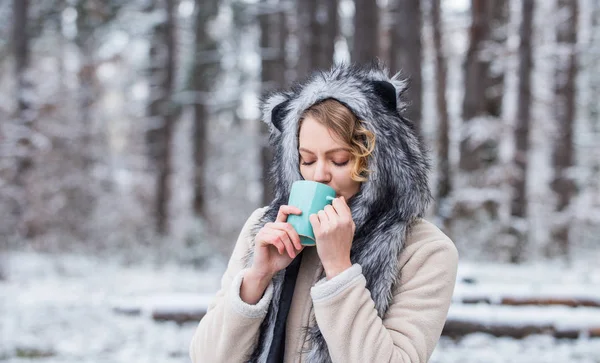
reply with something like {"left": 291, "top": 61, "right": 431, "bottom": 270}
{"left": 189, "top": 63, "right": 458, "bottom": 363}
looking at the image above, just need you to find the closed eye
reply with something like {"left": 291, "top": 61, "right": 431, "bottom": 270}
{"left": 301, "top": 160, "right": 348, "bottom": 167}
{"left": 333, "top": 160, "right": 349, "bottom": 167}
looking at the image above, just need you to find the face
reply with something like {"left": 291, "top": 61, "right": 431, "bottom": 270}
{"left": 298, "top": 116, "right": 361, "bottom": 200}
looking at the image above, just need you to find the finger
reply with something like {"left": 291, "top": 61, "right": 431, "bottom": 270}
{"left": 263, "top": 231, "right": 285, "bottom": 254}
{"left": 309, "top": 213, "right": 321, "bottom": 235}
{"left": 332, "top": 198, "right": 353, "bottom": 229}
{"left": 276, "top": 205, "right": 303, "bottom": 222}
{"left": 332, "top": 196, "right": 352, "bottom": 218}
{"left": 277, "top": 230, "right": 297, "bottom": 258}
{"left": 324, "top": 205, "right": 338, "bottom": 221}
{"left": 317, "top": 210, "right": 328, "bottom": 224}
{"left": 271, "top": 222, "right": 302, "bottom": 250}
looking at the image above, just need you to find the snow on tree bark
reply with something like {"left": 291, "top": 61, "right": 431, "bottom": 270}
{"left": 147, "top": 0, "right": 177, "bottom": 235}
{"left": 460, "top": 0, "right": 508, "bottom": 172}
{"left": 509, "top": 0, "right": 534, "bottom": 263}
{"left": 431, "top": 0, "right": 452, "bottom": 226}
{"left": 548, "top": 0, "right": 579, "bottom": 259}
{"left": 193, "top": 0, "right": 219, "bottom": 218}
{"left": 11, "top": 0, "right": 35, "bottom": 238}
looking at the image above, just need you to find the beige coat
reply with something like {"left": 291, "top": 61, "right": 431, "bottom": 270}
{"left": 190, "top": 207, "right": 458, "bottom": 363}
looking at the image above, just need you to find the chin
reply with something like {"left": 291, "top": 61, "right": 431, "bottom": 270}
{"left": 338, "top": 191, "right": 352, "bottom": 200}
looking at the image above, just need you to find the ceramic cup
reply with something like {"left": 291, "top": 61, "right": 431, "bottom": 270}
{"left": 286, "top": 180, "right": 336, "bottom": 246}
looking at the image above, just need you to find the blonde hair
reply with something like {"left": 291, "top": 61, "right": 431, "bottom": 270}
{"left": 299, "top": 99, "right": 376, "bottom": 182}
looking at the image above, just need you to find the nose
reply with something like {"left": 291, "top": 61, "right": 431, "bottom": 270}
{"left": 312, "top": 160, "right": 331, "bottom": 184}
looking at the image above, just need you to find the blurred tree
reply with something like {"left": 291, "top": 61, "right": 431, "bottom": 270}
{"left": 259, "top": 0, "right": 287, "bottom": 205}
{"left": 12, "top": 0, "right": 34, "bottom": 237}
{"left": 296, "top": 0, "right": 337, "bottom": 77}
{"left": 296, "top": 0, "right": 317, "bottom": 77}
{"left": 65, "top": 0, "right": 125, "bottom": 241}
{"left": 549, "top": 0, "right": 578, "bottom": 259}
{"left": 587, "top": 0, "right": 600, "bottom": 208}
{"left": 430, "top": 0, "right": 451, "bottom": 227}
{"left": 450, "top": 0, "right": 509, "bottom": 261}
{"left": 147, "top": 0, "right": 178, "bottom": 235}
{"left": 14, "top": 0, "right": 31, "bottom": 116}
{"left": 459, "top": 0, "right": 508, "bottom": 172}
{"left": 352, "top": 0, "right": 378, "bottom": 64}
{"left": 316, "top": 0, "right": 338, "bottom": 70}
{"left": 509, "top": 0, "right": 534, "bottom": 263}
{"left": 390, "top": 0, "right": 422, "bottom": 133}
{"left": 192, "top": 0, "right": 219, "bottom": 218}
{"left": 74, "top": 1, "right": 100, "bottom": 170}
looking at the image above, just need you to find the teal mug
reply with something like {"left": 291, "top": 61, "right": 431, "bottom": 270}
{"left": 286, "top": 180, "right": 336, "bottom": 246}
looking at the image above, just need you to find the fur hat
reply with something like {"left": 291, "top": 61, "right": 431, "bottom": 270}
{"left": 261, "top": 62, "right": 431, "bottom": 225}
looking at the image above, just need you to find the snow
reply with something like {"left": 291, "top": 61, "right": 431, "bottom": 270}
{"left": 454, "top": 283, "right": 600, "bottom": 305}
{"left": 3, "top": 252, "right": 600, "bottom": 362}
{"left": 449, "top": 304, "right": 600, "bottom": 331}
{"left": 110, "top": 293, "right": 215, "bottom": 317}
{"left": 431, "top": 333, "right": 600, "bottom": 363}
{"left": 1, "top": 252, "right": 221, "bottom": 362}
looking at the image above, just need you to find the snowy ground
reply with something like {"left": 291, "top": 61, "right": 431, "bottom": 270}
{"left": 1, "top": 252, "right": 219, "bottom": 363}
{"left": 2, "top": 251, "right": 600, "bottom": 363}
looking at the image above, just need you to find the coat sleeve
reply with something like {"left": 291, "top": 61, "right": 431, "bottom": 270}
{"left": 189, "top": 207, "right": 271, "bottom": 363}
{"left": 310, "top": 238, "right": 458, "bottom": 363}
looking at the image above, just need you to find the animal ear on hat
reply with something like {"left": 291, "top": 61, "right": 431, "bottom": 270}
{"left": 371, "top": 80, "right": 397, "bottom": 113}
{"left": 271, "top": 99, "right": 290, "bottom": 132}
{"left": 262, "top": 93, "right": 290, "bottom": 133}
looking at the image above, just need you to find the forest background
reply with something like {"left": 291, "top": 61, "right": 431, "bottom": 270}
{"left": 1, "top": 0, "right": 600, "bottom": 362}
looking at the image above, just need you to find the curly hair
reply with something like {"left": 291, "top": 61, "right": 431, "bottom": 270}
{"left": 299, "top": 99, "right": 376, "bottom": 182}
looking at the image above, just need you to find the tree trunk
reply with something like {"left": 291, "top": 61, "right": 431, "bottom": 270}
{"left": 147, "top": 0, "right": 177, "bottom": 235}
{"left": 588, "top": 0, "right": 600, "bottom": 206}
{"left": 12, "top": 0, "right": 34, "bottom": 237}
{"left": 459, "top": 0, "right": 508, "bottom": 172}
{"left": 14, "top": 0, "right": 31, "bottom": 116}
{"left": 431, "top": 0, "right": 451, "bottom": 225}
{"left": 461, "top": 0, "right": 489, "bottom": 122}
{"left": 352, "top": 0, "right": 379, "bottom": 64}
{"left": 192, "top": 0, "right": 219, "bottom": 218}
{"left": 296, "top": 0, "right": 318, "bottom": 78}
{"left": 260, "top": 0, "right": 287, "bottom": 206}
{"left": 549, "top": 0, "right": 578, "bottom": 258}
{"left": 486, "top": 0, "right": 509, "bottom": 117}
{"left": 75, "top": 0, "right": 103, "bottom": 171}
{"left": 509, "top": 0, "right": 534, "bottom": 263}
{"left": 390, "top": 0, "right": 422, "bottom": 133}
{"left": 315, "top": 0, "right": 338, "bottom": 70}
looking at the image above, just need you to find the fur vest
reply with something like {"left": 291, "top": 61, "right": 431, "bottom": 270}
{"left": 244, "top": 63, "right": 432, "bottom": 363}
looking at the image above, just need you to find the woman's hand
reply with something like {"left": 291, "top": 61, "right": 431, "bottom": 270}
{"left": 249, "top": 205, "right": 304, "bottom": 280}
{"left": 309, "top": 196, "right": 355, "bottom": 280}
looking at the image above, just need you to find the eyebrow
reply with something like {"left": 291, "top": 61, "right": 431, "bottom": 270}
{"left": 299, "top": 147, "right": 351, "bottom": 155}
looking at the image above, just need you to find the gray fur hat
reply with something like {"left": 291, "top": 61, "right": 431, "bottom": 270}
{"left": 261, "top": 62, "right": 431, "bottom": 225}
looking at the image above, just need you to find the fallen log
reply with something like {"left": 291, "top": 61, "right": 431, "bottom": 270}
{"left": 443, "top": 320, "right": 600, "bottom": 339}
{"left": 112, "top": 306, "right": 142, "bottom": 316}
{"left": 444, "top": 304, "right": 600, "bottom": 339}
{"left": 111, "top": 293, "right": 214, "bottom": 324}
{"left": 443, "top": 320, "right": 554, "bottom": 339}
{"left": 501, "top": 297, "right": 600, "bottom": 308}
{"left": 152, "top": 309, "right": 206, "bottom": 325}
{"left": 454, "top": 284, "right": 600, "bottom": 308}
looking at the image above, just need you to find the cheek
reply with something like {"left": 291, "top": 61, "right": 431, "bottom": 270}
{"left": 299, "top": 165, "right": 311, "bottom": 180}
{"left": 332, "top": 165, "right": 355, "bottom": 188}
